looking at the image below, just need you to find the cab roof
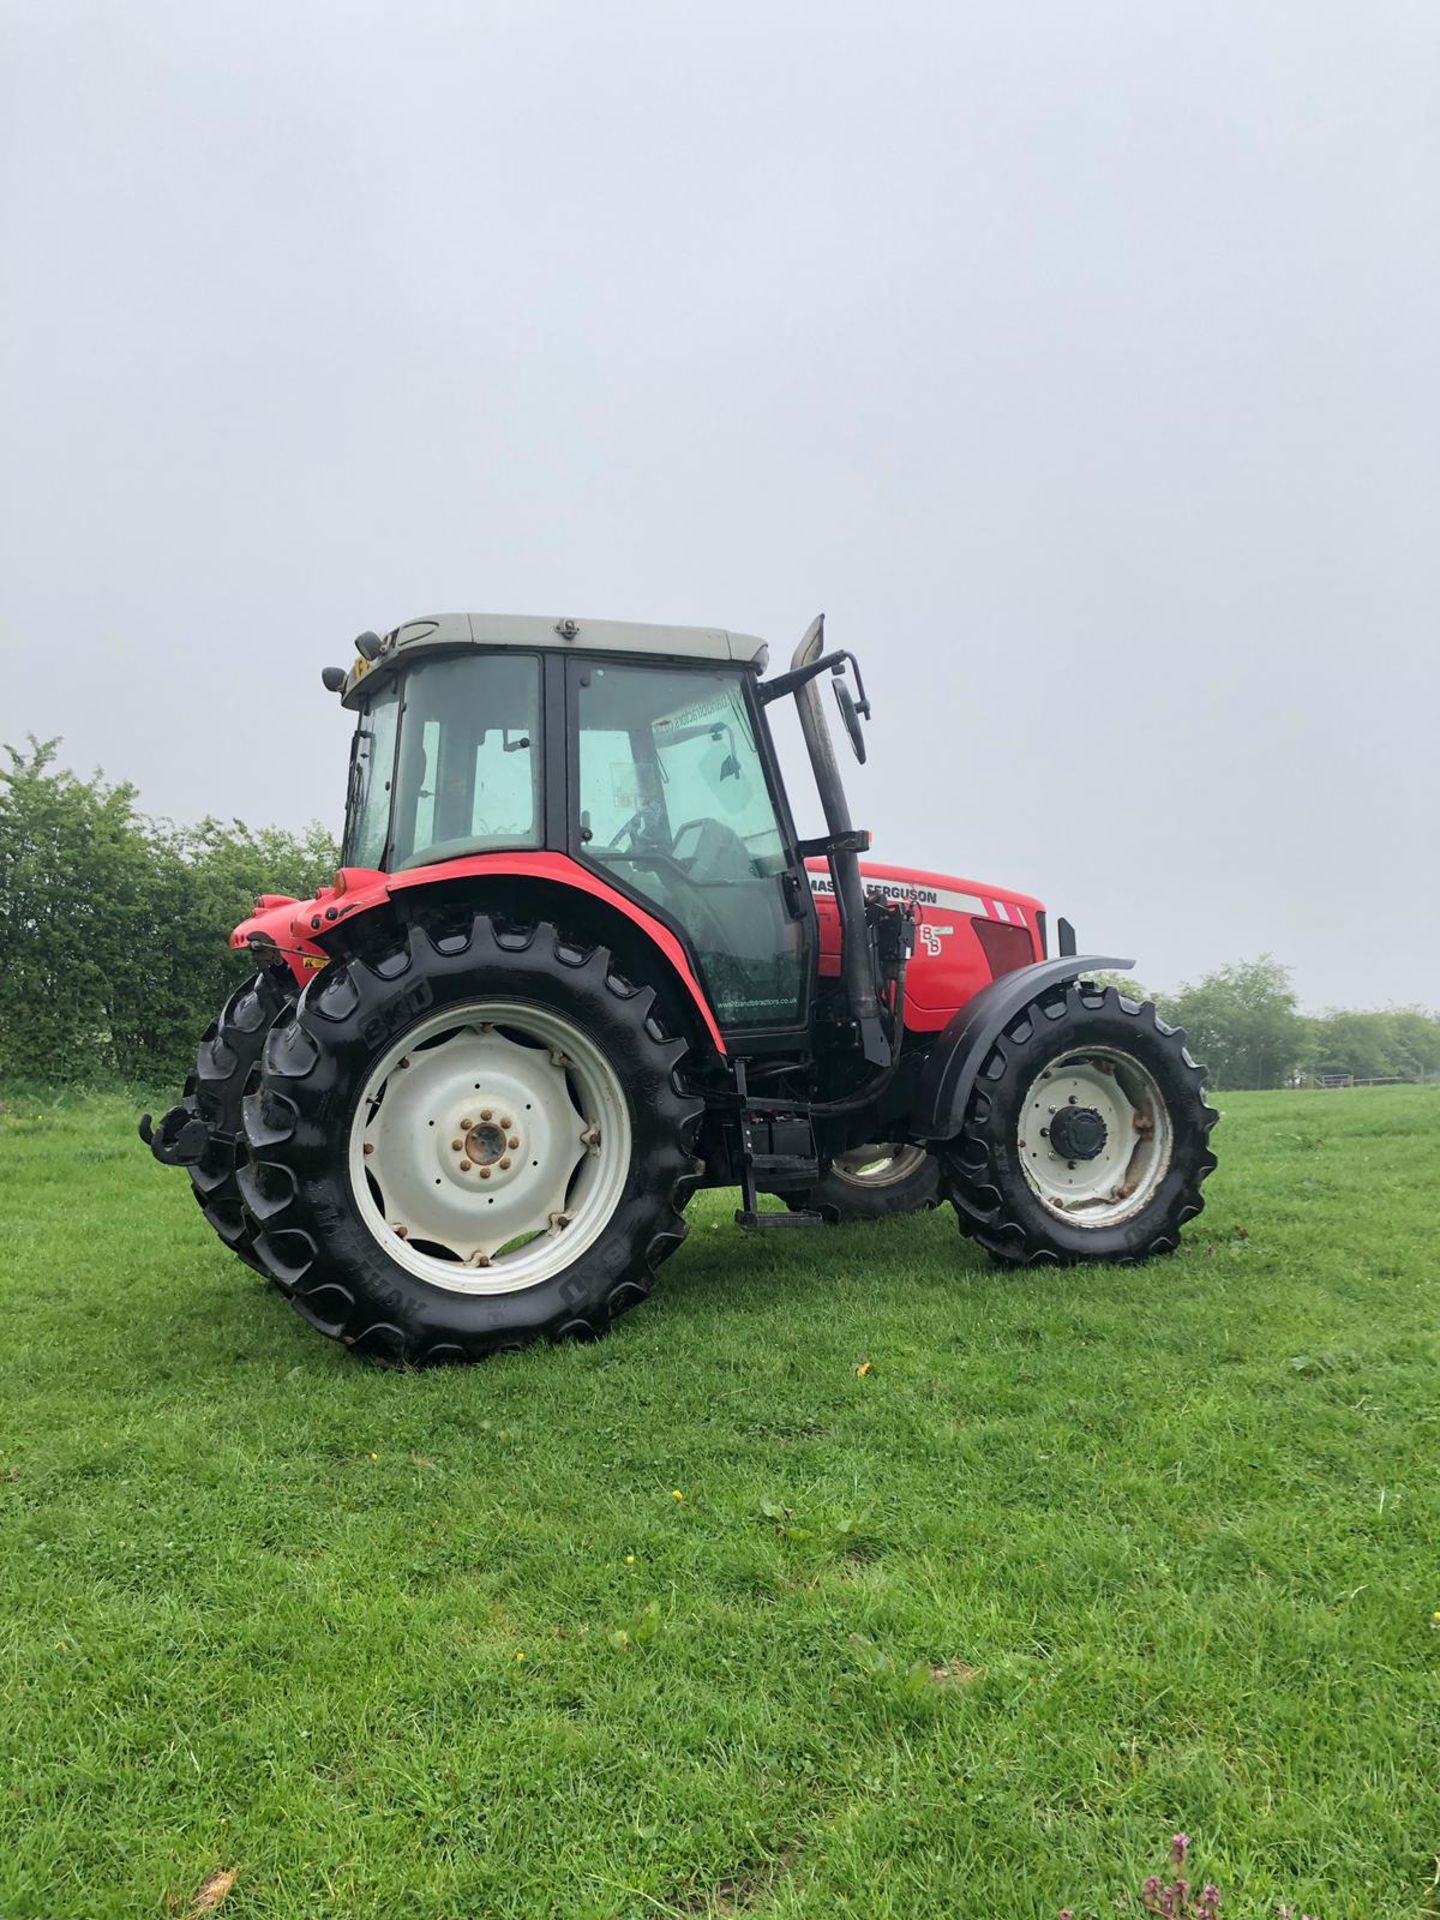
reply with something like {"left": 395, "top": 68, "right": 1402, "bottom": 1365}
{"left": 341, "top": 612, "right": 769, "bottom": 705}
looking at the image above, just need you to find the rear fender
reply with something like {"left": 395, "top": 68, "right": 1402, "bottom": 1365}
{"left": 230, "top": 853, "right": 727, "bottom": 1054}
{"left": 910, "top": 955, "right": 1134, "bottom": 1140}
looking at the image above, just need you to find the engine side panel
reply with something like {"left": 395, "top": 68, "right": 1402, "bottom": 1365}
{"left": 806, "top": 858, "right": 1044, "bottom": 1032}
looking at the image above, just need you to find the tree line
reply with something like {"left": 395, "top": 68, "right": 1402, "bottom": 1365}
{"left": 1101, "top": 958, "right": 1440, "bottom": 1088}
{"left": 0, "top": 740, "right": 337, "bottom": 1087}
{"left": 1, "top": 742, "right": 1435, "bottom": 1091}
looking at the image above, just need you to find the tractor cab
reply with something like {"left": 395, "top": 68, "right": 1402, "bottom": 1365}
{"left": 329, "top": 613, "right": 871, "bottom": 1045}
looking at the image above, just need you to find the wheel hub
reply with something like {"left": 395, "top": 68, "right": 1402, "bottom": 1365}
{"left": 465, "top": 1119, "right": 511, "bottom": 1167}
{"left": 348, "top": 1003, "right": 630, "bottom": 1294}
{"left": 832, "top": 1142, "right": 931, "bottom": 1187}
{"left": 1046, "top": 1104, "right": 1107, "bottom": 1162}
{"left": 1017, "top": 1047, "right": 1174, "bottom": 1226}
{"left": 443, "top": 1104, "right": 523, "bottom": 1186}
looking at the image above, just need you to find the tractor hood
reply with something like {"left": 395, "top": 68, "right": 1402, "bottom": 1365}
{"left": 805, "top": 857, "right": 1046, "bottom": 1034}
{"left": 806, "top": 857, "right": 1042, "bottom": 928}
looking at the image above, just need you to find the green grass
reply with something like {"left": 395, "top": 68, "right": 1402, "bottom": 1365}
{"left": 1, "top": 1088, "right": 1437, "bottom": 1920}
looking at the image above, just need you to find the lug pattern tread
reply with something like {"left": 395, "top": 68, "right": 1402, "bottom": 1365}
{"left": 239, "top": 914, "right": 703, "bottom": 1365}
{"left": 940, "top": 983, "right": 1219, "bottom": 1267}
{"left": 180, "top": 968, "right": 294, "bottom": 1273}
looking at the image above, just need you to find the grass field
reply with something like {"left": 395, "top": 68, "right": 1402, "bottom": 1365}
{"left": 1, "top": 1087, "right": 1437, "bottom": 1920}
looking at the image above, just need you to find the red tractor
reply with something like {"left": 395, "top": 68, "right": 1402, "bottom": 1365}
{"left": 142, "top": 613, "right": 1217, "bottom": 1363}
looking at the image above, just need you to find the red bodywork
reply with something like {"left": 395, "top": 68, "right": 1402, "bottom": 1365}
{"left": 231, "top": 853, "right": 1044, "bottom": 1051}
{"left": 230, "top": 852, "right": 729, "bottom": 1053}
{"left": 806, "top": 858, "right": 1044, "bottom": 1033}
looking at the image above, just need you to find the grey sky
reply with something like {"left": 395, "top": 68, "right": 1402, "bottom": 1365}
{"left": 3, "top": 0, "right": 1436, "bottom": 1009}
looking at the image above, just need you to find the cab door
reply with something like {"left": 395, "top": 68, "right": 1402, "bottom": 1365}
{"left": 568, "top": 656, "right": 814, "bottom": 1037}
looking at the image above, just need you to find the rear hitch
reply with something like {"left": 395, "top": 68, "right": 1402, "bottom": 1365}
{"left": 138, "top": 1105, "right": 210, "bottom": 1167}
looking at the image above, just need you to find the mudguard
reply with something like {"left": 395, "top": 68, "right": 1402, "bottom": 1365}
{"left": 910, "top": 955, "right": 1134, "bottom": 1141}
{"left": 228, "top": 852, "right": 728, "bottom": 1054}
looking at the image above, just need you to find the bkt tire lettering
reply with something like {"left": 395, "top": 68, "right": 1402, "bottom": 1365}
{"left": 360, "top": 980, "right": 435, "bottom": 1049}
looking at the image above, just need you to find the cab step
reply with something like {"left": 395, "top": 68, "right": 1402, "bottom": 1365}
{"left": 735, "top": 1208, "right": 824, "bottom": 1230}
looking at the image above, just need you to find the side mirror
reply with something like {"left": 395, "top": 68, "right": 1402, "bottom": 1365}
{"left": 833, "top": 679, "right": 867, "bottom": 764}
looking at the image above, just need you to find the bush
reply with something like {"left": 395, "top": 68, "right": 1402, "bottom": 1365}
{"left": 0, "top": 739, "right": 337, "bottom": 1087}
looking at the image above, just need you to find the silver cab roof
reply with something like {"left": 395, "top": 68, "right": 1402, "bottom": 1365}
{"left": 342, "top": 612, "right": 769, "bottom": 704}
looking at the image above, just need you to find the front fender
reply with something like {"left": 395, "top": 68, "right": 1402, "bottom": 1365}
{"left": 910, "top": 955, "right": 1134, "bottom": 1140}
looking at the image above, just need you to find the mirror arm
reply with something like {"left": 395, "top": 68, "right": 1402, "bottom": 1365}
{"left": 761, "top": 648, "right": 871, "bottom": 722}
{"left": 844, "top": 652, "right": 872, "bottom": 719}
{"left": 758, "top": 649, "right": 850, "bottom": 705}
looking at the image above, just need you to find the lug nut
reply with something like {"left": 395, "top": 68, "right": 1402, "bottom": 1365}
{"left": 500, "top": 1115, "right": 513, "bottom": 1129}
{"left": 451, "top": 1138, "right": 464, "bottom": 1151}
{"left": 461, "top": 1118, "right": 473, "bottom": 1131}
{"left": 459, "top": 1159, "right": 472, "bottom": 1171}
{"left": 499, "top": 1156, "right": 511, "bottom": 1170}
{"left": 508, "top": 1135, "right": 520, "bottom": 1150}
{"left": 480, "top": 1108, "right": 493, "bottom": 1121}
{"left": 480, "top": 1166, "right": 492, "bottom": 1179}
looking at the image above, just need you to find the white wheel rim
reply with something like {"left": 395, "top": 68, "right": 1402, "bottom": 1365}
{"left": 1018, "top": 1045, "right": 1173, "bottom": 1227}
{"left": 347, "top": 1000, "right": 631, "bottom": 1295}
{"left": 832, "top": 1143, "right": 930, "bottom": 1187}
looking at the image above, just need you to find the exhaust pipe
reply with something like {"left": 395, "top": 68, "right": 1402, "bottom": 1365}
{"left": 789, "top": 616, "right": 889, "bottom": 1067}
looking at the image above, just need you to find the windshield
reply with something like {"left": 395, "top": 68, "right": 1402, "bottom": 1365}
{"left": 344, "top": 653, "right": 543, "bottom": 871}
{"left": 344, "top": 679, "right": 399, "bottom": 868}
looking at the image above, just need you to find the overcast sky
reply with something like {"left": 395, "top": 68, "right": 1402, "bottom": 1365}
{"left": 2, "top": 0, "right": 1436, "bottom": 1010}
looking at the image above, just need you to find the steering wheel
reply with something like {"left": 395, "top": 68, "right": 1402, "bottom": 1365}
{"left": 671, "top": 817, "right": 755, "bottom": 884}
{"left": 615, "top": 802, "right": 672, "bottom": 854}
{"left": 597, "top": 835, "right": 736, "bottom": 965}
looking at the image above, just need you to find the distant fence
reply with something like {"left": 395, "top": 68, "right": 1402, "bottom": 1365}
{"left": 1307, "top": 1074, "right": 1437, "bottom": 1089}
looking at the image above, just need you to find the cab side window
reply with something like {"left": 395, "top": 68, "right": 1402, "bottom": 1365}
{"left": 573, "top": 662, "right": 806, "bottom": 1029}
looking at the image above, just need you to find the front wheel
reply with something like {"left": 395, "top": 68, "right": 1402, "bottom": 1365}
{"left": 941, "top": 982, "right": 1218, "bottom": 1264}
{"left": 239, "top": 915, "right": 702, "bottom": 1363}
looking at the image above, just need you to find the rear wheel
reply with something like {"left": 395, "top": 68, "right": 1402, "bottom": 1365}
{"left": 239, "top": 914, "right": 702, "bottom": 1362}
{"left": 941, "top": 982, "right": 1217, "bottom": 1264}
{"left": 782, "top": 1143, "right": 939, "bottom": 1223}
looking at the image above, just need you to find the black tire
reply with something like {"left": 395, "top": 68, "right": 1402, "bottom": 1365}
{"left": 940, "top": 982, "right": 1218, "bottom": 1264}
{"left": 238, "top": 913, "right": 703, "bottom": 1364}
{"left": 781, "top": 1144, "right": 940, "bottom": 1223}
{"left": 184, "top": 968, "right": 294, "bottom": 1274}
